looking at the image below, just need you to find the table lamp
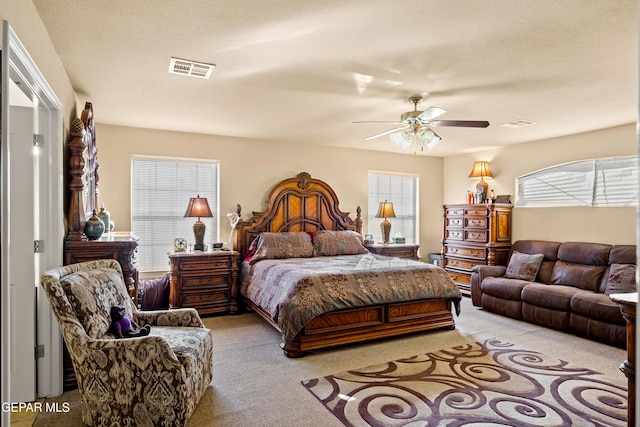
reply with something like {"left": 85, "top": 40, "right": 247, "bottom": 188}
{"left": 184, "top": 195, "right": 213, "bottom": 251}
{"left": 375, "top": 200, "right": 396, "bottom": 243}
{"left": 468, "top": 161, "right": 493, "bottom": 202}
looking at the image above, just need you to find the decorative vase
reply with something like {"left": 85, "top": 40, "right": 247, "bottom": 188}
{"left": 84, "top": 210, "right": 105, "bottom": 240}
{"left": 97, "top": 203, "right": 111, "bottom": 233}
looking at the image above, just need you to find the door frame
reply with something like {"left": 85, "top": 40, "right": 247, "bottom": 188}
{"left": 2, "top": 21, "right": 64, "bottom": 414}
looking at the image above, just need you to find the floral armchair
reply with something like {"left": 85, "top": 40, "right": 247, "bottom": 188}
{"left": 41, "top": 259, "right": 213, "bottom": 426}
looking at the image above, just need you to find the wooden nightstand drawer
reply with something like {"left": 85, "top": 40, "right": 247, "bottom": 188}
{"left": 182, "top": 289, "right": 229, "bottom": 306}
{"left": 179, "top": 258, "right": 230, "bottom": 271}
{"left": 182, "top": 274, "right": 228, "bottom": 289}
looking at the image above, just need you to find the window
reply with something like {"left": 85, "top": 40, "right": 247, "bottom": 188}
{"left": 515, "top": 156, "right": 638, "bottom": 207}
{"left": 368, "top": 171, "right": 418, "bottom": 243}
{"left": 131, "top": 156, "right": 219, "bottom": 272}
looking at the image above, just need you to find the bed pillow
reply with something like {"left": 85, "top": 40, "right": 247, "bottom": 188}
{"left": 249, "top": 232, "right": 314, "bottom": 264}
{"left": 604, "top": 263, "right": 637, "bottom": 296}
{"left": 313, "top": 230, "right": 369, "bottom": 257}
{"left": 505, "top": 251, "right": 544, "bottom": 281}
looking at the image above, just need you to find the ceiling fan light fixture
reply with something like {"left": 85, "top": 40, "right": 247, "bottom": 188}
{"left": 391, "top": 132, "right": 411, "bottom": 150}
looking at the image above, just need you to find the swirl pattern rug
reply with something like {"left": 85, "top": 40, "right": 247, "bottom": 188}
{"left": 301, "top": 339, "right": 627, "bottom": 426}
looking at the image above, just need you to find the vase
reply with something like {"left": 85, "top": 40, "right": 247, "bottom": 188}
{"left": 84, "top": 210, "right": 105, "bottom": 240}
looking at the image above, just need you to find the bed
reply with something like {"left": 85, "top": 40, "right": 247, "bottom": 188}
{"left": 233, "top": 172, "right": 462, "bottom": 357}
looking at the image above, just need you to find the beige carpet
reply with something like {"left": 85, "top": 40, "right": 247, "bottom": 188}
{"left": 302, "top": 338, "right": 627, "bottom": 426}
{"left": 31, "top": 298, "right": 627, "bottom": 426}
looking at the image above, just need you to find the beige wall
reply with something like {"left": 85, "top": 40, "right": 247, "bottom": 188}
{"left": 2, "top": 1, "right": 78, "bottom": 134}
{"left": 95, "top": 124, "right": 445, "bottom": 257}
{"left": 444, "top": 123, "right": 636, "bottom": 244}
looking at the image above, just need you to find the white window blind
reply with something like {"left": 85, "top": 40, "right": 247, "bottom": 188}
{"left": 131, "top": 156, "right": 219, "bottom": 272}
{"left": 516, "top": 156, "right": 638, "bottom": 207}
{"left": 368, "top": 172, "right": 418, "bottom": 243}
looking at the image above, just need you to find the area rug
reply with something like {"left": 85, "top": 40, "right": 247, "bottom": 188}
{"left": 301, "top": 339, "right": 627, "bottom": 426}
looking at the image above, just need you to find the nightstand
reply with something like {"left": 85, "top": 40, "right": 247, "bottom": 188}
{"left": 168, "top": 250, "right": 240, "bottom": 315}
{"left": 364, "top": 243, "right": 420, "bottom": 260}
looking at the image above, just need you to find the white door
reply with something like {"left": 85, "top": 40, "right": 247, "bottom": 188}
{"left": 8, "top": 105, "right": 36, "bottom": 402}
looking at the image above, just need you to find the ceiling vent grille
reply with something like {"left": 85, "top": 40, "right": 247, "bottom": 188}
{"left": 168, "top": 57, "right": 215, "bottom": 79}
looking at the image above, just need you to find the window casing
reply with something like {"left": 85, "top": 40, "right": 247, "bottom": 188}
{"left": 368, "top": 171, "right": 418, "bottom": 243}
{"left": 131, "top": 156, "right": 219, "bottom": 272}
{"left": 516, "top": 156, "right": 638, "bottom": 207}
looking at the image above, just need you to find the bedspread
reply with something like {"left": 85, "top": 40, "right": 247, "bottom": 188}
{"left": 240, "top": 253, "right": 462, "bottom": 344}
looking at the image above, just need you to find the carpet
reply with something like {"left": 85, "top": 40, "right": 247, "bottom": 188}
{"left": 302, "top": 338, "right": 627, "bottom": 427}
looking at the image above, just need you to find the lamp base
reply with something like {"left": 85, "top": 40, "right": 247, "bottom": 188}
{"left": 380, "top": 219, "right": 391, "bottom": 244}
{"left": 193, "top": 220, "right": 206, "bottom": 251}
{"left": 475, "top": 180, "right": 489, "bottom": 203}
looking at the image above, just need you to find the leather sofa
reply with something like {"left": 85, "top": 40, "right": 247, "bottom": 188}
{"left": 470, "top": 240, "right": 636, "bottom": 347}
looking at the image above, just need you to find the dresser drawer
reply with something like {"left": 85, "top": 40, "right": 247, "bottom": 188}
{"left": 445, "top": 258, "right": 484, "bottom": 271}
{"left": 181, "top": 274, "right": 229, "bottom": 289}
{"left": 464, "top": 229, "right": 488, "bottom": 242}
{"left": 446, "top": 269, "right": 471, "bottom": 285}
{"left": 464, "top": 217, "right": 487, "bottom": 228}
{"left": 465, "top": 207, "right": 488, "bottom": 216}
{"left": 445, "top": 208, "right": 466, "bottom": 216}
{"left": 445, "top": 229, "right": 464, "bottom": 240}
{"left": 446, "top": 217, "right": 464, "bottom": 227}
{"left": 445, "top": 246, "right": 485, "bottom": 259}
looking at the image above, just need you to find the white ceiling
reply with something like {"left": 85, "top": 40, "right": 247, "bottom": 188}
{"left": 32, "top": 0, "right": 638, "bottom": 157}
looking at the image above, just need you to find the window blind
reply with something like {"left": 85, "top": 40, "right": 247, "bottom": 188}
{"left": 516, "top": 156, "right": 637, "bottom": 207}
{"left": 368, "top": 172, "right": 418, "bottom": 243}
{"left": 131, "top": 157, "right": 219, "bottom": 272}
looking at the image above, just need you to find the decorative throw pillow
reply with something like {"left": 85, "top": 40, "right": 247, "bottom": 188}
{"left": 604, "top": 263, "right": 637, "bottom": 296}
{"left": 505, "top": 251, "right": 544, "bottom": 281}
{"left": 249, "top": 232, "right": 314, "bottom": 265}
{"left": 313, "top": 230, "right": 369, "bottom": 256}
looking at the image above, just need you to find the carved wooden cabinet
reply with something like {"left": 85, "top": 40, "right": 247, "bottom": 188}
{"left": 168, "top": 251, "right": 240, "bottom": 315}
{"left": 364, "top": 243, "right": 420, "bottom": 260}
{"left": 442, "top": 203, "right": 512, "bottom": 295}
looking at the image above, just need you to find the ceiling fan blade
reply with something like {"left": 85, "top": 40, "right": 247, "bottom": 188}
{"left": 430, "top": 120, "right": 490, "bottom": 128}
{"left": 417, "top": 107, "right": 447, "bottom": 121}
{"left": 353, "top": 120, "right": 406, "bottom": 125}
{"left": 364, "top": 125, "right": 409, "bottom": 140}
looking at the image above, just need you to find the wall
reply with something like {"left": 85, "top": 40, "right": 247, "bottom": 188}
{"left": 444, "top": 123, "right": 636, "bottom": 244}
{"left": 95, "top": 123, "right": 445, "bottom": 263}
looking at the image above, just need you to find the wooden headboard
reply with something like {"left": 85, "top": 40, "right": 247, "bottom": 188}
{"left": 233, "top": 172, "right": 363, "bottom": 256}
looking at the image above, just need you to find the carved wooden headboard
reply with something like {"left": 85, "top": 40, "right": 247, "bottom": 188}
{"left": 233, "top": 172, "right": 363, "bottom": 256}
{"left": 66, "top": 102, "right": 98, "bottom": 241}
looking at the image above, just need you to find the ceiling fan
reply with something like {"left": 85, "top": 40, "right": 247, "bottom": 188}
{"left": 354, "top": 95, "right": 489, "bottom": 151}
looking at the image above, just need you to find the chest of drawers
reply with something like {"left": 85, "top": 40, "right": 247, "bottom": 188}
{"left": 442, "top": 203, "right": 512, "bottom": 295}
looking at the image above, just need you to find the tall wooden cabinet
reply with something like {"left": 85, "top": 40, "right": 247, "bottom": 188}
{"left": 441, "top": 203, "right": 512, "bottom": 295}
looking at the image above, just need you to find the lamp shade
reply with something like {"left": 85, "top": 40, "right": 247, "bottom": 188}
{"left": 184, "top": 195, "right": 213, "bottom": 219}
{"left": 375, "top": 200, "right": 396, "bottom": 219}
{"left": 468, "top": 161, "right": 493, "bottom": 180}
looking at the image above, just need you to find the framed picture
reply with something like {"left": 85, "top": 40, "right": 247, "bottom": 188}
{"left": 495, "top": 195, "right": 511, "bottom": 204}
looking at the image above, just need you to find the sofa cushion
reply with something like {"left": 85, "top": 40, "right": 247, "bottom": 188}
{"left": 609, "top": 245, "right": 636, "bottom": 264}
{"left": 557, "top": 242, "right": 610, "bottom": 265}
{"left": 521, "top": 284, "right": 582, "bottom": 311}
{"left": 570, "top": 292, "right": 625, "bottom": 325}
{"left": 505, "top": 251, "right": 544, "bottom": 281}
{"left": 550, "top": 261, "right": 607, "bottom": 292}
{"left": 604, "top": 263, "right": 637, "bottom": 296}
{"left": 481, "top": 277, "right": 530, "bottom": 301}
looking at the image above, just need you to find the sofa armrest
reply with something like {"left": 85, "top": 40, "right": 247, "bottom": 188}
{"left": 135, "top": 308, "right": 205, "bottom": 328}
{"left": 471, "top": 265, "right": 507, "bottom": 307}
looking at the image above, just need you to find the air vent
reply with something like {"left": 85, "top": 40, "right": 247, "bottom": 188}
{"left": 168, "top": 57, "right": 215, "bottom": 79}
{"left": 500, "top": 120, "right": 537, "bottom": 129}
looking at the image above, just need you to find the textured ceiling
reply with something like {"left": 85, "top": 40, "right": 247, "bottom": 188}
{"left": 32, "top": 0, "right": 638, "bottom": 157}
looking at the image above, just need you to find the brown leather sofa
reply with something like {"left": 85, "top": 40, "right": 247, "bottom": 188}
{"left": 470, "top": 240, "right": 636, "bottom": 347}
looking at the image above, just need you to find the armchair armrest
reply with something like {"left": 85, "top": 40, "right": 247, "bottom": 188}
{"left": 135, "top": 308, "right": 205, "bottom": 328}
{"left": 470, "top": 265, "right": 507, "bottom": 307}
